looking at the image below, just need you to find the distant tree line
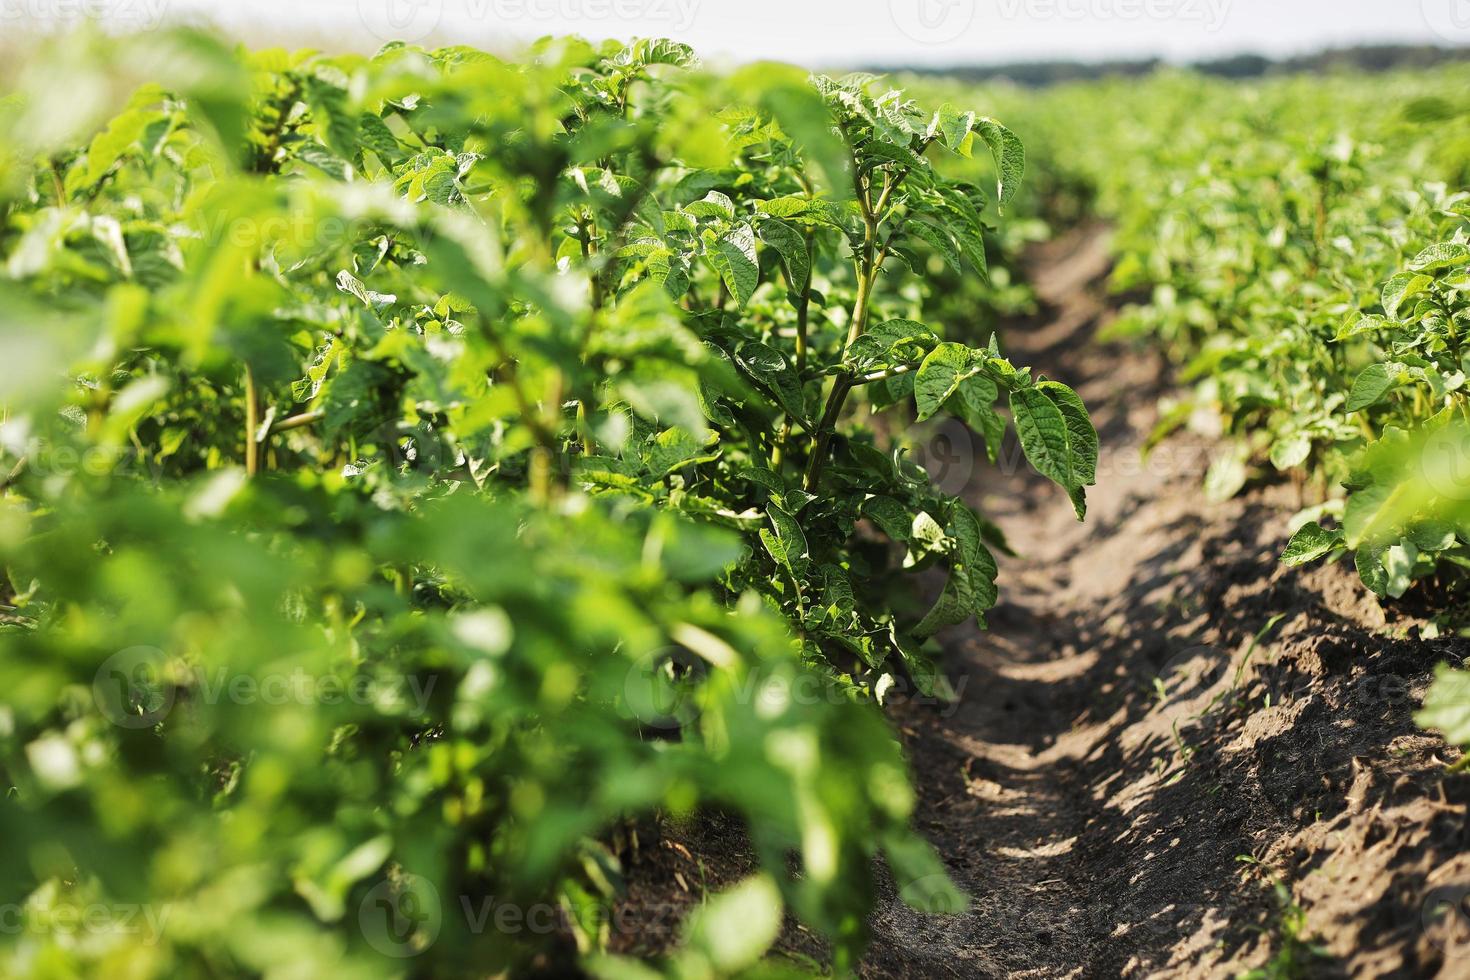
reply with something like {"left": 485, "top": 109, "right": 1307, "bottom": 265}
{"left": 864, "top": 45, "right": 1470, "bottom": 87}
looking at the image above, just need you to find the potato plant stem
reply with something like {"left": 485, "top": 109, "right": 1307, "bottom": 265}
{"left": 481, "top": 317, "right": 560, "bottom": 505}
{"left": 244, "top": 364, "right": 260, "bottom": 477}
{"left": 270, "top": 410, "right": 325, "bottom": 434}
{"left": 773, "top": 233, "right": 817, "bottom": 469}
{"left": 808, "top": 172, "right": 884, "bottom": 491}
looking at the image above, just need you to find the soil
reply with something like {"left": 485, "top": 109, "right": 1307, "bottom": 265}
{"left": 611, "top": 225, "right": 1470, "bottom": 978}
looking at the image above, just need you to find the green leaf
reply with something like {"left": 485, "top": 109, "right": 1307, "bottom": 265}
{"left": 1381, "top": 272, "right": 1433, "bottom": 318}
{"left": 976, "top": 118, "right": 1024, "bottom": 211}
{"left": 1037, "top": 381, "right": 1097, "bottom": 487}
{"left": 1334, "top": 314, "right": 1389, "bottom": 341}
{"left": 1416, "top": 666, "right": 1470, "bottom": 749}
{"left": 948, "top": 504, "right": 999, "bottom": 617}
{"left": 1355, "top": 546, "right": 1390, "bottom": 597}
{"left": 752, "top": 76, "right": 851, "bottom": 199}
{"left": 643, "top": 427, "right": 720, "bottom": 476}
{"left": 304, "top": 76, "right": 359, "bottom": 162}
{"left": 1280, "top": 523, "right": 1343, "bottom": 566}
{"left": 1345, "top": 362, "right": 1402, "bottom": 413}
{"left": 914, "top": 343, "right": 973, "bottom": 422}
{"left": 758, "top": 218, "right": 809, "bottom": 288}
{"left": 881, "top": 830, "right": 968, "bottom": 915}
{"left": 1203, "top": 445, "right": 1249, "bottom": 503}
{"left": 904, "top": 216, "right": 964, "bottom": 274}
{"left": 1011, "top": 386, "right": 1084, "bottom": 517}
{"left": 863, "top": 495, "right": 911, "bottom": 542}
{"left": 817, "top": 564, "right": 857, "bottom": 626}
{"left": 762, "top": 504, "right": 809, "bottom": 576}
{"left": 584, "top": 956, "right": 664, "bottom": 980}
{"left": 685, "top": 190, "right": 736, "bottom": 221}
{"left": 291, "top": 139, "right": 351, "bottom": 181}
{"left": 84, "top": 106, "right": 160, "bottom": 184}
{"left": 733, "top": 341, "right": 806, "bottom": 424}
{"left": 1269, "top": 432, "right": 1312, "bottom": 471}
{"left": 358, "top": 112, "right": 403, "bottom": 164}
{"left": 755, "top": 196, "right": 811, "bottom": 218}
{"left": 913, "top": 576, "right": 968, "bottom": 638}
{"left": 1343, "top": 482, "right": 1399, "bottom": 551}
{"left": 1382, "top": 540, "right": 1416, "bottom": 598}
{"left": 1408, "top": 242, "right": 1470, "bottom": 273}
{"left": 929, "top": 102, "right": 976, "bottom": 155}
{"left": 707, "top": 225, "right": 759, "bottom": 308}
{"left": 681, "top": 874, "right": 783, "bottom": 973}
{"left": 954, "top": 373, "right": 999, "bottom": 419}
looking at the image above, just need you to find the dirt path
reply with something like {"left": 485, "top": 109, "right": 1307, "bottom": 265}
{"left": 862, "top": 227, "right": 1470, "bottom": 978}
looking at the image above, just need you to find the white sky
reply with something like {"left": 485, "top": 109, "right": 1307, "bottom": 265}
{"left": 9, "top": 0, "right": 1470, "bottom": 66}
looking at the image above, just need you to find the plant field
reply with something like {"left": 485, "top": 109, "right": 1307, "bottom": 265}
{"left": 2, "top": 24, "right": 1470, "bottom": 980}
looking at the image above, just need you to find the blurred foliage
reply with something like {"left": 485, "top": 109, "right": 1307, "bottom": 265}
{"left": 963, "top": 66, "right": 1470, "bottom": 759}
{"left": 969, "top": 68, "right": 1470, "bottom": 598}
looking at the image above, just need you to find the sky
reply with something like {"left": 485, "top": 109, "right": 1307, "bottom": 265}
{"left": 9, "top": 0, "right": 1470, "bottom": 66}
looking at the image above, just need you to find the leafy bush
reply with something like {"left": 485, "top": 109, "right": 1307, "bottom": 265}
{"left": 0, "top": 28, "right": 1092, "bottom": 977}
{"left": 1001, "top": 69, "right": 1470, "bottom": 599}
{"left": 989, "top": 68, "right": 1470, "bottom": 765}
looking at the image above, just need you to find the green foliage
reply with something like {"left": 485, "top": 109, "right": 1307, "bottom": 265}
{"left": 0, "top": 28, "right": 1090, "bottom": 978}
{"left": 1003, "top": 69, "right": 1470, "bottom": 600}
{"left": 989, "top": 66, "right": 1470, "bottom": 769}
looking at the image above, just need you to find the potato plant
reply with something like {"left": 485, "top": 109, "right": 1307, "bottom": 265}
{"left": 0, "top": 28, "right": 1095, "bottom": 978}
{"left": 993, "top": 67, "right": 1470, "bottom": 760}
